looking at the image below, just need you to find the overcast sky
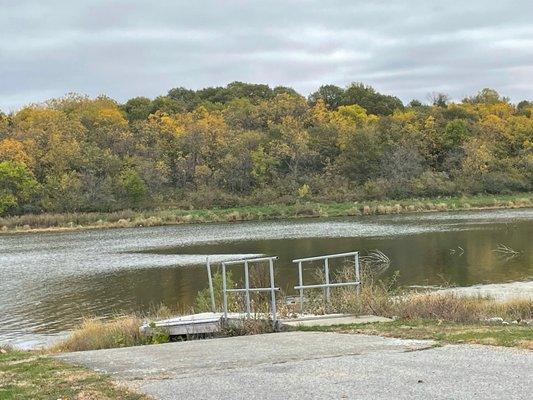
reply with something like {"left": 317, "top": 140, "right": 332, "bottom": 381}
{"left": 1, "top": 0, "right": 532, "bottom": 111}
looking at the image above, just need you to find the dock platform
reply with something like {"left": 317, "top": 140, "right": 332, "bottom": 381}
{"left": 140, "top": 313, "right": 393, "bottom": 336}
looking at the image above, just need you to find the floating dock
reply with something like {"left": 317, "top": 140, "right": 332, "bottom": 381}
{"left": 140, "top": 312, "right": 393, "bottom": 336}
{"left": 139, "top": 312, "right": 277, "bottom": 336}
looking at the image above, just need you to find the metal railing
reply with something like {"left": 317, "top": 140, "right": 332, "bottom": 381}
{"left": 221, "top": 256, "right": 279, "bottom": 325}
{"left": 206, "top": 257, "right": 216, "bottom": 313}
{"left": 292, "top": 251, "right": 361, "bottom": 313}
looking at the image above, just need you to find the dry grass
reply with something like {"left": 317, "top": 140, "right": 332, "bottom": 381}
{"left": 51, "top": 316, "right": 147, "bottom": 353}
{"left": 222, "top": 318, "right": 276, "bottom": 336}
{"left": 51, "top": 303, "right": 184, "bottom": 353}
{"left": 299, "top": 258, "right": 399, "bottom": 317}
{"left": 297, "top": 259, "right": 533, "bottom": 324}
{"left": 393, "top": 294, "right": 532, "bottom": 323}
{"left": 295, "top": 258, "right": 532, "bottom": 349}
{"left": 0, "top": 345, "right": 12, "bottom": 354}
{"left": 54, "top": 284, "right": 531, "bottom": 353}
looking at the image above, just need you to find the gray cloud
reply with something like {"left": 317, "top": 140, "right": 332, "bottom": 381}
{"left": 1, "top": 0, "right": 532, "bottom": 111}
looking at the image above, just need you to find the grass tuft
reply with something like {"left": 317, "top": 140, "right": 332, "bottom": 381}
{"left": 51, "top": 316, "right": 147, "bottom": 352}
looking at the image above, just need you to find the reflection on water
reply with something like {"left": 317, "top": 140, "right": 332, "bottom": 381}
{"left": 0, "top": 208, "right": 531, "bottom": 345}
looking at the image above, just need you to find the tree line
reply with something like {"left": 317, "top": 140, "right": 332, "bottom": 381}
{"left": 0, "top": 82, "right": 531, "bottom": 215}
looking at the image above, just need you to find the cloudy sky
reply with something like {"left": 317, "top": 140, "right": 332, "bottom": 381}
{"left": 1, "top": 0, "right": 532, "bottom": 111}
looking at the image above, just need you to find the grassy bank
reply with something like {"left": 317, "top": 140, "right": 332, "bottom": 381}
{"left": 296, "top": 319, "right": 533, "bottom": 349}
{"left": 1, "top": 192, "right": 531, "bottom": 234}
{"left": 0, "top": 347, "right": 148, "bottom": 400}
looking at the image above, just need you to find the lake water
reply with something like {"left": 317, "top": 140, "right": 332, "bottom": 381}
{"left": 1, "top": 208, "right": 532, "bottom": 347}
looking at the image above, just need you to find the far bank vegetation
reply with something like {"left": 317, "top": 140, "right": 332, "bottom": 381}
{"left": 0, "top": 84, "right": 531, "bottom": 225}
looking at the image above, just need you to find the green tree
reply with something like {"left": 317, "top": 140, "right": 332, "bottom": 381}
{"left": 464, "top": 88, "right": 508, "bottom": 104}
{"left": 308, "top": 85, "right": 344, "bottom": 109}
{"left": 150, "top": 96, "right": 186, "bottom": 115}
{"left": 122, "top": 97, "right": 152, "bottom": 121}
{"left": 428, "top": 92, "right": 449, "bottom": 107}
{"left": 167, "top": 87, "right": 199, "bottom": 109}
{"left": 442, "top": 119, "right": 471, "bottom": 149}
{"left": 516, "top": 100, "right": 532, "bottom": 117}
{"left": 120, "top": 169, "right": 148, "bottom": 207}
{"left": 341, "top": 83, "right": 403, "bottom": 115}
{"left": 334, "top": 126, "right": 382, "bottom": 182}
{"left": 0, "top": 161, "right": 40, "bottom": 215}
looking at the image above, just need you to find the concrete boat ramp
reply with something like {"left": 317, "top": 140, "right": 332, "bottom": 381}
{"left": 57, "top": 331, "right": 533, "bottom": 400}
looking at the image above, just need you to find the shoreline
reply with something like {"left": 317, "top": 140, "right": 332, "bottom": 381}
{"left": 6, "top": 280, "right": 533, "bottom": 351}
{"left": 1, "top": 193, "right": 531, "bottom": 235}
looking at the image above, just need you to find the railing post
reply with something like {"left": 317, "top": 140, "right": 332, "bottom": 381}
{"left": 324, "top": 257, "right": 330, "bottom": 302}
{"left": 222, "top": 262, "right": 228, "bottom": 320}
{"left": 268, "top": 258, "right": 277, "bottom": 327}
{"left": 298, "top": 261, "right": 304, "bottom": 314}
{"left": 355, "top": 252, "right": 361, "bottom": 296}
{"left": 244, "top": 260, "right": 251, "bottom": 318}
{"left": 206, "top": 256, "right": 216, "bottom": 313}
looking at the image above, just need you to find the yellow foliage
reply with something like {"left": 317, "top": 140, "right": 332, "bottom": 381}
{"left": 462, "top": 101, "right": 515, "bottom": 119}
{"left": 462, "top": 138, "right": 494, "bottom": 176}
{"left": 298, "top": 183, "right": 310, "bottom": 198}
{"left": 94, "top": 107, "right": 128, "bottom": 127}
{"left": 335, "top": 104, "right": 370, "bottom": 124}
{"left": 310, "top": 99, "right": 330, "bottom": 124}
{"left": 0, "top": 138, "right": 32, "bottom": 167}
{"left": 392, "top": 109, "right": 417, "bottom": 123}
{"left": 331, "top": 104, "right": 377, "bottom": 150}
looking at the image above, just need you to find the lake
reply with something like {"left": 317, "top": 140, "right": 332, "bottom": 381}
{"left": 1, "top": 208, "right": 532, "bottom": 348}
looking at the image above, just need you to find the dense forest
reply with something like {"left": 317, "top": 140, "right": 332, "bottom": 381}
{"left": 0, "top": 82, "right": 531, "bottom": 216}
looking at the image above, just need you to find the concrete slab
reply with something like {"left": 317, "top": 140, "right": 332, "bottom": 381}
{"left": 281, "top": 314, "right": 393, "bottom": 327}
{"left": 437, "top": 280, "right": 533, "bottom": 302}
{"left": 56, "top": 332, "right": 533, "bottom": 400}
{"left": 138, "top": 344, "right": 533, "bottom": 400}
{"left": 57, "top": 331, "right": 431, "bottom": 379}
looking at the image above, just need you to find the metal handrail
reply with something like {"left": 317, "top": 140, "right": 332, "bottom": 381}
{"left": 292, "top": 251, "right": 361, "bottom": 314}
{"left": 223, "top": 256, "right": 278, "bottom": 265}
{"left": 292, "top": 251, "right": 359, "bottom": 263}
{"left": 227, "top": 287, "right": 280, "bottom": 293}
{"left": 221, "top": 256, "right": 279, "bottom": 326}
{"left": 294, "top": 281, "right": 360, "bottom": 290}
